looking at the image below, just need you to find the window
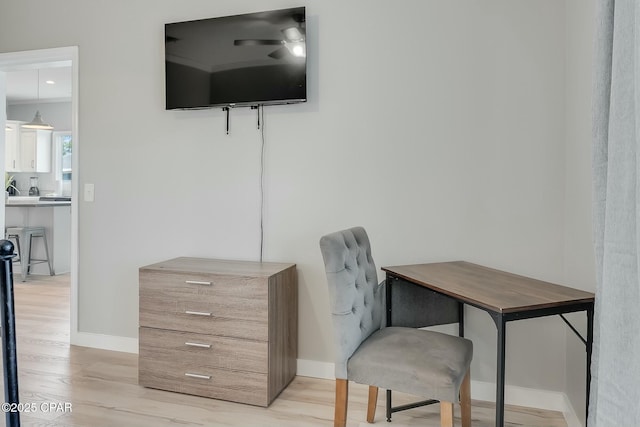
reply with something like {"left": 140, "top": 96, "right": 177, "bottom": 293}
{"left": 53, "top": 131, "right": 72, "bottom": 195}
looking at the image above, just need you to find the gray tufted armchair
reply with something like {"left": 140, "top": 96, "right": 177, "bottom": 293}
{"left": 319, "top": 227, "right": 472, "bottom": 427}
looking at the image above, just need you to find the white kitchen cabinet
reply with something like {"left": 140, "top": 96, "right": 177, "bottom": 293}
{"left": 20, "top": 129, "right": 52, "bottom": 172}
{"left": 5, "top": 120, "right": 21, "bottom": 172}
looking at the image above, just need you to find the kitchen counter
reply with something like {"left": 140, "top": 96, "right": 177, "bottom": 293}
{"left": 6, "top": 196, "right": 71, "bottom": 207}
{"left": 5, "top": 197, "right": 71, "bottom": 275}
{"left": 6, "top": 200, "right": 71, "bottom": 207}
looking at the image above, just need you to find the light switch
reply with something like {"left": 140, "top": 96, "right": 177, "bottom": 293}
{"left": 84, "top": 183, "right": 95, "bottom": 202}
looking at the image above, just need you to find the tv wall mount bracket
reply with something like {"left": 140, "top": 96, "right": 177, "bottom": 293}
{"left": 221, "top": 105, "right": 261, "bottom": 135}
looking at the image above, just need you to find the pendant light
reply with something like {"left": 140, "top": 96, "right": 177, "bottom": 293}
{"left": 22, "top": 69, "right": 54, "bottom": 130}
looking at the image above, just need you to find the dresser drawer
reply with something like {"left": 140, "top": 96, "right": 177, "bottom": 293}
{"left": 139, "top": 296, "right": 268, "bottom": 340}
{"left": 139, "top": 290, "right": 268, "bottom": 323}
{"left": 139, "top": 270, "right": 268, "bottom": 302}
{"left": 139, "top": 358, "right": 269, "bottom": 407}
{"left": 139, "top": 327, "right": 267, "bottom": 374}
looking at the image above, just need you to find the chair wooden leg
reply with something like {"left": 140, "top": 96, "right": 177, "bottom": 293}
{"left": 366, "top": 386, "right": 378, "bottom": 423}
{"left": 335, "top": 379, "right": 348, "bottom": 427}
{"left": 440, "top": 401, "right": 454, "bottom": 427}
{"left": 460, "top": 369, "right": 472, "bottom": 427}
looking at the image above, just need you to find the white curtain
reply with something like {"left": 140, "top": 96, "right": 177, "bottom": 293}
{"left": 590, "top": 0, "right": 640, "bottom": 425}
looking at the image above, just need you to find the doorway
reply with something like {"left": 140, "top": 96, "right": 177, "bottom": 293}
{"left": 0, "top": 47, "right": 79, "bottom": 344}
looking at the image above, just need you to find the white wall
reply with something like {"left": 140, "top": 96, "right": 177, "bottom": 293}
{"left": 0, "top": 72, "right": 6, "bottom": 231}
{"left": 0, "top": 0, "right": 590, "bottom": 400}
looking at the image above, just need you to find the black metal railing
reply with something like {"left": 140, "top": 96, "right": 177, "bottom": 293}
{"left": 0, "top": 239, "right": 20, "bottom": 427}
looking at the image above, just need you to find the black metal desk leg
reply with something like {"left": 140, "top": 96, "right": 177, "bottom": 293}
{"left": 385, "top": 275, "right": 393, "bottom": 328}
{"left": 586, "top": 304, "right": 594, "bottom": 426}
{"left": 385, "top": 275, "right": 392, "bottom": 422}
{"left": 494, "top": 314, "right": 506, "bottom": 427}
{"left": 458, "top": 302, "right": 465, "bottom": 337}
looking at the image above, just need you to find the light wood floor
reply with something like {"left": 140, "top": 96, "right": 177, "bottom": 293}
{"left": 0, "top": 273, "right": 568, "bottom": 427}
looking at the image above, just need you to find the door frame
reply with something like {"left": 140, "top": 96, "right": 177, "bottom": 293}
{"left": 0, "top": 46, "right": 79, "bottom": 344}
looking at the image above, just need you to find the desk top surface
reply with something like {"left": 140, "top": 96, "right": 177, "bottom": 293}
{"left": 382, "top": 261, "right": 594, "bottom": 314}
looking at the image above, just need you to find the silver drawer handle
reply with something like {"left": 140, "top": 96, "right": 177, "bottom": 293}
{"left": 185, "top": 280, "right": 212, "bottom": 286}
{"left": 185, "top": 310, "right": 212, "bottom": 317}
{"left": 185, "top": 342, "right": 211, "bottom": 349}
{"left": 185, "top": 373, "right": 211, "bottom": 380}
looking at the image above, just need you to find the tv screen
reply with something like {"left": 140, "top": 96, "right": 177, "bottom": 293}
{"left": 165, "top": 7, "right": 307, "bottom": 110}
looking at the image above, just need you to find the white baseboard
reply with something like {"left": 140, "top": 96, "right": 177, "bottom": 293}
{"left": 472, "top": 380, "right": 583, "bottom": 426}
{"left": 471, "top": 379, "right": 567, "bottom": 412}
{"left": 562, "top": 394, "right": 584, "bottom": 427}
{"left": 297, "top": 359, "right": 335, "bottom": 379}
{"left": 70, "top": 331, "right": 138, "bottom": 354}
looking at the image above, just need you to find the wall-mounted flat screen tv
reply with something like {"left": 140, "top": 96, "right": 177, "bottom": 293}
{"left": 165, "top": 7, "right": 307, "bottom": 110}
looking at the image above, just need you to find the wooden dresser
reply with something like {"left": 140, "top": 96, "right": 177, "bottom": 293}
{"left": 138, "top": 257, "right": 297, "bottom": 407}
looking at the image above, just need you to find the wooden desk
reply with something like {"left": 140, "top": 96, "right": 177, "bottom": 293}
{"left": 382, "top": 261, "right": 595, "bottom": 427}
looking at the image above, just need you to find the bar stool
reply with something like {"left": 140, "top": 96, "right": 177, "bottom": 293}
{"left": 4, "top": 226, "right": 54, "bottom": 282}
